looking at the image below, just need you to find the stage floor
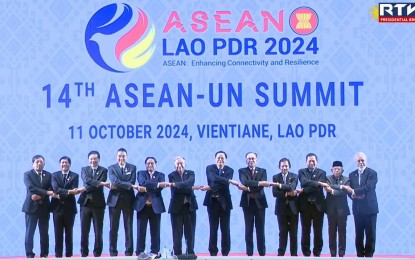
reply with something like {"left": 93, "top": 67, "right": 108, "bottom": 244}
{"left": 3, "top": 255, "right": 415, "bottom": 260}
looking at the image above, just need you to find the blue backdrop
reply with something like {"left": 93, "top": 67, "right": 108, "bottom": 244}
{"left": 1, "top": 0, "right": 414, "bottom": 257}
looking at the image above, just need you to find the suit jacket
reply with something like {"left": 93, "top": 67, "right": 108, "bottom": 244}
{"left": 22, "top": 169, "right": 53, "bottom": 213}
{"left": 348, "top": 167, "right": 379, "bottom": 215}
{"left": 203, "top": 164, "right": 234, "bottom": 210}
{"left": 272, "top": 171, "right": 299, "bottom": 215}
{"left": 133, "top": 170, "right": 166, "bottom": 214}
{"left": 50, "top": 171, "right": 79, "bottom": 215}
{"left": 238, "top": 167, "right": 268, "bottom": 209}
{"left": 298, "top": 167, "right": 326, "bottom": 212}
{"left": 325, "top": 175, "right": 350, "bottom": 216}
{"left": 107, "top": 163, "right": 136, "bottom": 207}
{"left": 77, "top": 166, "right": 108, "bottom": 208}
{"left": 168, "top": 170, "right": 198, "bottom": 214}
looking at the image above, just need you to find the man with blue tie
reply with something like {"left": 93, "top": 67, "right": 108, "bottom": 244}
{"left": 77, "top": 151, "right": 110, "bottom": 257}
{"left": 202, "top": 151, "right": 238, "bottom": 256}
{"left": 107, "top": 148, "right": 137, "bottom": 256}
{"left": 134, "top": 156, "right": 169, "bottom": 258}
{"left": 168, "top": 156, "right": 200, "bottom": 257}
{"left": 298, "top": 153, "right": 328, "bottom": 257}
{"left": 22, "top": 155, "right": 54, "bottom": 258}
{"left": 343, "top": 152, "right": 378, "bottom": 257}
{"left": 51, "top": 156, "right": 80, "bottom": 258}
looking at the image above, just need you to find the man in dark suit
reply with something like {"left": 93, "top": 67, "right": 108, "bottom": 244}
{"left": 51, "top": 156, "right": 80, "bottom": 258}
{"left": 133, "top": 156, "right": 169, "bottom": 258}
{"left": 107, "top": 148, "right": 137, "bottom": 256}
{"left": 202, "top": 151, "right": 238, "bottom": 256}
{"left": 77, "top": 151, "right": 110, "bottom": 257}
{"left": 298, "top": 153, "right": 328, "bottom": 257}
{"left": 237, "top": 152, "right": 269, "bottom": 256}
{"left": 343, "top": 152, "right": 378, "bottom": 257}
{"left": 168, "top": 156, "right": 200, "bottom": 257}
{"left": 324, "top": 161, "right": 350, "bottom": 257}
{"left": 22, "top": 155, "right": 54, "bottom": 258}
{"left": 272, "top": 158, "right": 299, "bottom": 256}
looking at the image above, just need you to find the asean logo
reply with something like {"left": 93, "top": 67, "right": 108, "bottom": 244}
{"left": 289, "top": 7, "right": 319, "bottom": 35}
{"left": 85, "top": 3, "right": 156, "bottom": 73}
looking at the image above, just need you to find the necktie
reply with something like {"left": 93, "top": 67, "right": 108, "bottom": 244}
{"left": 358, "top": 171, "right": 362, "bottom": 185}
{"left": 251, "top": 168, "right": 255, "bottom": 178}
{"left": 121, "top": 167, "right": 124, "bottom": 175}
{"left": 283, "top": 174, "right": 287, "bottom": 184}
{"left": 336, "top": 178, "right": 339, "bottom": 185}
{"left": 38, "top": 172, "right": 42, "bottom": 183}
{"left": 92, "top": 168, "right": 96, "bottom": 175}
{"left": 63, "top": 174, "right": 67, "bottom": 185}
{"left": 219, "top": 168, "right": 223, "bottom": 176}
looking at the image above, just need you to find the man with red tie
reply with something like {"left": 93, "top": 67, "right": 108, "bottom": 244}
{"left": 134, "top": 157, "right": 170, "bottom": 259}
{"left": 237, "top": 152, "right": 270, "bottom": 256}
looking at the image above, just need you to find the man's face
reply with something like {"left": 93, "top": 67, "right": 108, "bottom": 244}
{"left": 89, "top": 154, "right": 99, "bottom": 168}
{"left": 32, "top": 158, "right": 45, "bottom": 172}
{"left": 306, "top": 155, "right": 317, "bottom": 170}
{"left": 246, "top": 153, "right": 257, "bottom": 168}
{"left": 332, "top": 166, "right": 343, "bottom": 178}
{"left": 215, "top": 153, "right": 226, "bottom": 169}
{"left": 60, "top": 159, "right": 70, "bottom": 172}
{"left": 356, "top": 155, "right": 366, "bottom": 169}
{"left": 279, "top": 161, "right": 290, "bottom": 174}
{"left": 117, "top": 151, "right": 127, "bottom": 166}
{"left": 146, "top": 158, "right": 156, "bottom": 173}
{"left": 175, "top": 158, "right": 186, "bottom": 174}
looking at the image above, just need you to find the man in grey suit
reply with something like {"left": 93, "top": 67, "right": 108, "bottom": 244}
{"left": 107, "top": 148, "right": 138, "bottom": 256}
{"left": 272, "top": 158, "right": 299, "bottom": 256}
{"left": 343, "top": 152, "right": 379, "bottom": 257}
{"left": 134, "top": 156, "right": 169, "bottom": 258}
{"left": 22, "top": 155, "right": 54, "bottom": 258}
{"left": 324, "top": 161, "right": 350, "bottom": 257}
